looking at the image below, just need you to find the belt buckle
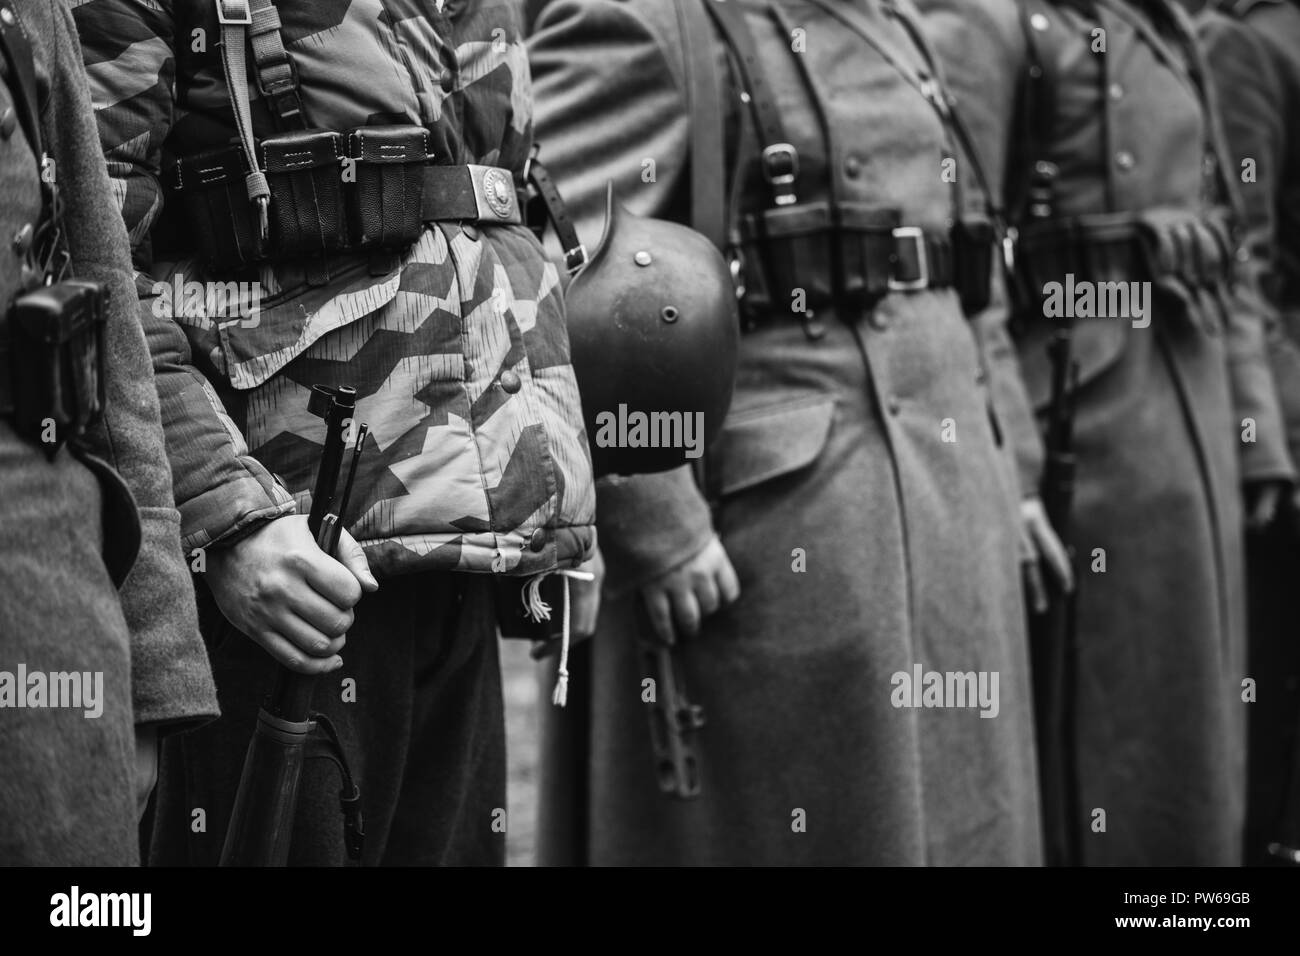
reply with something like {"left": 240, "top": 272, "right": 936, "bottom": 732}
{"left": 761, "top": 143, "right": 799, "bottom": 205}
{"left": 217, "top": 0, "right": 253, "bottom": 26}
{"left": 468, "top": 165, "right": 519, "bottom": 223}
{"left": 889, "top": 226, "right": 929, "bottom": 292}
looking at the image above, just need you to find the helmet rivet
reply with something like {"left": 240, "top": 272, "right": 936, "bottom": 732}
{"left": 661, "top": 306, "right": 679, "bottom": 323}
{"left": 634, "top": 250, "right": 653, "bottom": 266}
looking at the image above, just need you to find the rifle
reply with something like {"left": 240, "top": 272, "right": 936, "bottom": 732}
{"left": 220, "top": 385, "right": 367, "bottom": 866}
{"left": 1028, "top": 326, "right": 1082, "bottom": 867}
{"left": 636, "top": 605, "right": 705, "bottom": 799}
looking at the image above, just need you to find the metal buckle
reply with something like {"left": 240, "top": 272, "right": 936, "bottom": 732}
{"left": 563, "top": 243, "right": 588, "bottom": 275}
{"left": 761, "top": 143, "right": 799, "bottom": 205}
{"left": 888, "top": 226, "right": 929, "bottom": 292}
{"left": 216, "top": 0, "right": 253, "bottom": 26}
{"left": 467, "top": 164, "right": 520, "bottom": 224}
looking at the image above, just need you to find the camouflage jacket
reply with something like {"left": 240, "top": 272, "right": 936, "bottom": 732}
{"left": 73, "top": 0, "right": 596, "bottom": 577}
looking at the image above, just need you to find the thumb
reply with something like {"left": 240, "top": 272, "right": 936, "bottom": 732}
{"left": 336, "top": 529, "right": 379, "bottom": 592}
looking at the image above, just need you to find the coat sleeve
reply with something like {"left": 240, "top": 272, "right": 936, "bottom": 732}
{"left": 529, "top": 0, "right": 716, "bottom": 591}
{"left": 73, "top": 0, "right": 295, "bottom": 555}
{"left": 1204, "top": 14, "right": 1300, "bottom": 481}
{"left": 49, "top": 2, "right": 217, "bottom": 729}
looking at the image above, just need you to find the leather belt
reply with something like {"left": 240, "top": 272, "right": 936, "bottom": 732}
{"left": 421, "top": 164, "right": 522, "bottom": 226}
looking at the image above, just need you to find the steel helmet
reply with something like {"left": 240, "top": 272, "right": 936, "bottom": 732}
{"left": 564, "top": 185, "right": 739, "bottom": 477}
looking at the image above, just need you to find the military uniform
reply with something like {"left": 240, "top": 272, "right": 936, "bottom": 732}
{"left": 75, "top": 0, "right": 596, "bottom": 864}
{"left": 0, "top": 0, "right": 217, "bottom": 864}
{"left": 529, "top": 0, "right": 1042, "bottom": 865}
{"left": 920, "top": 0, "right": 1292, "bottom": 864}
{"left": 1202, "top": 0, "right": 1300, "bottom": 864}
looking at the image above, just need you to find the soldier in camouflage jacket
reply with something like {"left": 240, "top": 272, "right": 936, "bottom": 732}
{"left": 74, "top": 0, "right": 598, "bottom": 865}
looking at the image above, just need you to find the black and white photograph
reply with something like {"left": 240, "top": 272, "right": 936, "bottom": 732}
{"left": 0, "top": 0, "right": 1295, "bottom": 938}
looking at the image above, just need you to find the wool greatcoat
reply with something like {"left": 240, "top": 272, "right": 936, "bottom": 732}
{"left": 0, "top": 0, "right": 218, "bottom": 865}
{"left": 529, "top": 0, "right": 1044, "bottom": 865}
{"left": 919, "top": 0, "right": 1294, "bottom": 865}
{"left": 1201, "top": 0, "right": 1300, "bottom": 864}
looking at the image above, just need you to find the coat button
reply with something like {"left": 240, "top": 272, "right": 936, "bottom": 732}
{"left": 462, "top": 223, "right": 479, "bottom": 241}
{"left": 500, "top": 369, "right": 522, "bottom": 393}
{"left": 529, "top": 528, "right": 546, "bottom": 552}
{"left": 1108, "top": 82, "right": 1124, "bottom": 101}
{"left": 886, "top": 395, "right": 902, "bottom": 416}
{"left": 440, "top": 68, "right": 455, "bottom": 93}
{"left": 1030, "top": 12, "right": 1049, "bottom": 30}
{"left": 1115, "top": 150, "right": 1135, "bottom": 171}
{"left": 0, "top": 107, "right": 15, "bottom": 140}
{"left": 844, "top": 155, "right": 862, "bottom": 178}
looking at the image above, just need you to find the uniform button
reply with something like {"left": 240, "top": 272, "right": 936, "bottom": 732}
{"left": 1030, "top": 12, "right": 1049, "bottom": 31}
{"left": 500, "top": 369, "right": 522, "bottom": 393}
{"left": 439, "top": 68, "right": 455, "bottom": 93}
{"left": 1108, "top": 82, "right": 1124, "bottom": 101}
{"left": 869, "top": 308, "right": 889, "bottom": 331}
{"left": 1115, "top": 150, "right": 1135, "bottom": 171}
{"left": 0, "top": 107, "right": 14, "bottom": 140}
{"left": 844, "top": 155, "right": 863, "bottom": 178}
{"left": 529, "top": 528, "right": 546, "bottom": 552}
{"left": 462, "top": 223, "right": 479, "bottom": 241}
{"left": 12, "top": 222, "right": 32, "bottom": 256}
{"left": 886, "top": 395, "right": 902, "bottom": 416}
{"left": 0, "top": 8, "right": 14, "bottom": 26}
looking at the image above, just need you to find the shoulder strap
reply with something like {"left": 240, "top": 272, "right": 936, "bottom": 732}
{"left": 673, "top": 0, "right": 726, "bottom": 247}
{"left": 216, "top": 0, "right": 306, "bottom": 132}
{"left": 701, "top": 0, "right": 799, "bottom": 208}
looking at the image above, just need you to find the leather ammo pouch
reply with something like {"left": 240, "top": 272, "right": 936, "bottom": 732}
{"left": 836, "top": 203, "right": 901, "bottom": 306}
{"left": 8, "top": 279, "right": 107, "bottom": 451}
{"left": 347, "top": 125, "right": 428, "bottom": 249}
{"left": 1132, "top": 208, "right": 1232, "bottom": 289}
{"left": 951, "top": 215, "right": 995, "bottom": 315}
{"left": 171, "top": 145, "right": 262, "bottom": 272}
{"left": 261, "top": 129, "right": 349, "bottom": 260}
{"left": 739, "top": 201, "right": 835, "bottom": 313}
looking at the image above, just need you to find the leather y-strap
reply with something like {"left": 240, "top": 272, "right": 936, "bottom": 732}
{"left": 673, "top": 0, "right": 726, "bottom": 248}
{"left": 215, "top": 0, "right": 272, "bottom": 241}
{"left": 701, "top": 0, "right": 799, "bottom": 208}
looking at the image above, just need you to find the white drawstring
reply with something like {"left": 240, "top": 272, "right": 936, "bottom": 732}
{"left": 522, "top": 568, "right": 595, "bottom": 707}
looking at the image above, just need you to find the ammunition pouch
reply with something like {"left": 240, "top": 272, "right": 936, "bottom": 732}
{"left": 168, "top": 125, "right": 516, "bottom": 274}
{"left": 736, "top": 201, "right": 987, "bottom": 325}
{"left": 262, "top": 129, "right": 349, "bottom": 261}
{"left": 952, "top": 215, "right": 996, "bottom": 315}
{"left": 0, "top": 279, "right": 108, "bottom": 458}
{"left": 347, "top": 126, "right": 428, "bottom": 250}
{"left": 173, "top": 145, "right": 263, "bottom": 273}
{"left": 1013, "top": 207, "right": 1236, "bottom": 317}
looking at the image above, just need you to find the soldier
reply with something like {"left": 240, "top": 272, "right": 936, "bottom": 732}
{"left": 1200, "top": 0, "right": 1300, "bottom": 865}
{"left": 74, "top": 0, "right": 599, "bottom": 865}
{"left": 528, "top": 0, "right": 1057, "bottom": 865}
{"left": 918, "top": 0, "right": 1293, "bottom": 864}
{"left": 0, "top": 0, "right": 218, "bottom": 863}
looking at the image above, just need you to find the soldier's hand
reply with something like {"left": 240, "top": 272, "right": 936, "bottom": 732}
{"left": 569, "top": 543, "right": 604, "bottom": 638}
{"left": 205, "top": 515, "right": 379, "bottom": 674}
{"left": 640, "top": 534, "right": 740, "bottom": 644}
{"left": 1019, "top": 497, "right": 1073, "bottom": 614}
